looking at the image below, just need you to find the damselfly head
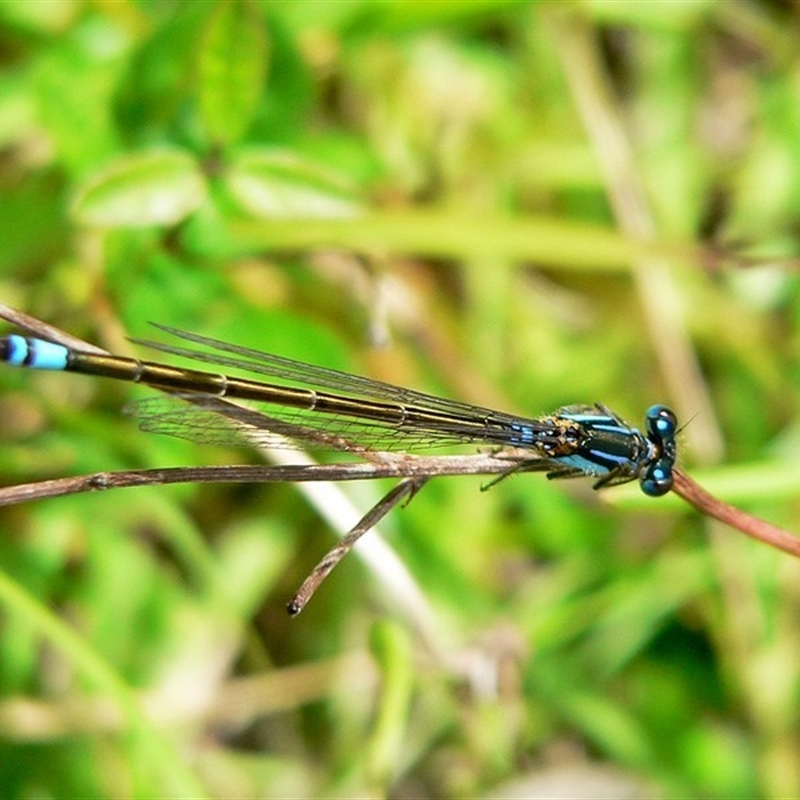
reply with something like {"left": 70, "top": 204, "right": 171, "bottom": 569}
{"left": 640, "top": 405, "right": 678, "bottom": 496}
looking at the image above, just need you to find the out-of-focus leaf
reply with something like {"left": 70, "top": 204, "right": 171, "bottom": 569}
{"left": 113, "top": 3, "right": 210, "bottom": 145}
{"left": 0, "top": 173, "right": 67, "bottom": 271}
{"left": 33, "top": 22, "right": 125, "bottom": 173}
{"left": 225, "top": 148, "right": 363, "bottom": 219}
{"left": 0, "top": 73, "right": 37, "bottom": 149}
{"left": 247, "top": 13, "right": 313, "bottom": 141}
{"left": 198, "top": 0, "right": 269, "bottom": 145}
{"left": 0, "top": 0, "right": 79, "bottom": 34}
{"left": 71, "top": 149, "right": 207, "bottom": 227}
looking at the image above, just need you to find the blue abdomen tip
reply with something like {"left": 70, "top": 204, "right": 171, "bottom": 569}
{"left": 2, "top": 335, "right": 69, "bottom": 370}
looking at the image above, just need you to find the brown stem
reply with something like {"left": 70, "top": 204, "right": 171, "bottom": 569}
{"left": 671, "top": 469, "right": 800, "bottom": 558}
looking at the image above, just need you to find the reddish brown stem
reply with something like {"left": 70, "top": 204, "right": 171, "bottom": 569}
{"left": 671, "top": 469, "right": 800, "bottom": 558}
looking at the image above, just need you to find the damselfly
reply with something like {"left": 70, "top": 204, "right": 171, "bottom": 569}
{"left": 0, "top": 326, "right": 677, "bottom": 612}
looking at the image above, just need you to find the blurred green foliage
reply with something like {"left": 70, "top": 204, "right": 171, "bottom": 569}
{"left": 1, "top": 0, "right": 800, "bottom": 797}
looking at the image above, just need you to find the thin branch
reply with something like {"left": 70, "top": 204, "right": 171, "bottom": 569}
{"left": 0, "top": 302, "right": 107, "bottom": 353}
{"left": 4, "top": 461, "right": 799, "bottom": 561}
{"left": 671, "top": 469, "right": 800, "bottom": 558}
{"left": 0, "top": 454, "right": 528, "bottom": 507}
{"left": 288, "top": 477, "right": 428, "bottom": 615}
{"left": 3, "top": 459, "right": 800, "bottom": 614}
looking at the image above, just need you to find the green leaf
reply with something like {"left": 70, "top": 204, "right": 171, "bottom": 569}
{"left": 224, "top": 148, "right": 363, "bottom": 219}
{"left": 33, "top": 23, "right": 123, "bottom": 173}
{"left": 113, "top": 2, "right": 210, "bottom": 145}
{"left": 198, "top": 0, "right": 269, "bottom": 146}
{"left": 71, "top": 149, "right": 207, "bottom": 228}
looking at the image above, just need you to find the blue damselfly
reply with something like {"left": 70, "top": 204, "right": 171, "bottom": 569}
{"left": 0, "top": 325, "right": 677, "bottom": 612}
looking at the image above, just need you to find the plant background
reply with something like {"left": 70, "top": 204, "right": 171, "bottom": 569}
{"left": 1, "top": 1, "right": 799, "bottom": 797}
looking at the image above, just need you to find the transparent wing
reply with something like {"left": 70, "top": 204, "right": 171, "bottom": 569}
{"left": 126, "top": 325, "right": 573, "bottom": 453}
{"left": 135, "top": 325, "right": 526, "bottom": 422}
{"left": 127, "top": 394, "right": 555, "bottom": 454}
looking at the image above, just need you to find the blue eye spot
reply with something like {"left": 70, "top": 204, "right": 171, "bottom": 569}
{"left": 640, "top": 458, "right": 674, "bottom": 496}
{"left": 645, "top": 405, "right": 677, "bottom": 440}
